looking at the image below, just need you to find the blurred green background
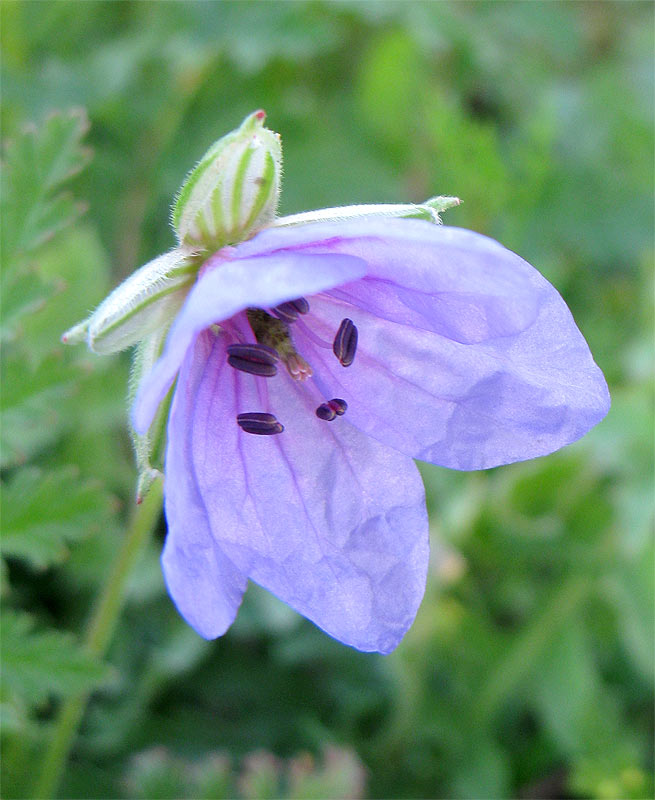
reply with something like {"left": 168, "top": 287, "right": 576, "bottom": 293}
{"left": 1, "top": 2, "right": 653, "bottom": 798}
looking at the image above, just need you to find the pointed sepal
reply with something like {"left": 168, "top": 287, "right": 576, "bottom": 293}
{"left": 272, "top": 195, "right": 461, "bottom": 229}
{"left": 129, "top": 329, "right": 169, "bottom": 503}
{"left": 62, "top": 248, "right": 198, "bottom": 355}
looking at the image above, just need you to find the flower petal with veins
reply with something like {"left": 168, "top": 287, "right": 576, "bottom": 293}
{"left": 135, "top": 218, "right": 608, "bottom": 652}
{"left": 164, "top": 327, "right": 429, "bottom": 653}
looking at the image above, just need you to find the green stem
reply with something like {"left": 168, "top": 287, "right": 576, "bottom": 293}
{"left": 33, "top": 480, "right": 164, "bottom": 799}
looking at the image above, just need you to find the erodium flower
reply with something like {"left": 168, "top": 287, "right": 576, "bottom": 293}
{"left": 64, "top": 112, "right": 610, "bottom": 653}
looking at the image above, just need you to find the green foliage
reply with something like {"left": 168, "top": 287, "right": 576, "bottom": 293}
{"left": 1, "top": 351, "right": 75, "bottom": 468}
{"left": 1, "top": 111, "right": 90, "bottom": 346}
{"left": 1, "top": 2, "right": 652, "bottom": 799}
{"left": 1, "top": 467, "right": 115, "bottom": 569}
{"left": 1, "top": 109, "right": 90, "bottom": 264}
{"left": 0, "top": 610, "right": 111, "bottom": 710}
{"left": 0, "top": 79, "right": 127, "bottom": 797}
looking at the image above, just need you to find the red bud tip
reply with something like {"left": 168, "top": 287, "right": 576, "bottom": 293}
{"left": 254, "top": 110, "right": 266, "bottom": 121}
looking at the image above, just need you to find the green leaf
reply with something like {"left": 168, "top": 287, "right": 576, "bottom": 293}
{"left": 1, "top": 109, "right": 91, "bottom": 349}
{"left": 1, "top": 108, "right": 91, "bottom": 267}
{"left": 0, "top": 113, "right": 101, "bottom": 468}
{"left": 530, "top": 620, "right": 598, "bottom": 753}
{"left": 0, "top": 263, "right": 50, "bottom": 344}
{"left": 0, "top": 684, "right": 30, "bottom": 736}
{"left": 0, "top": 351, "right": 75, "bottom": 469}
{"left": 610, "top": 542, "right": 655, "bottom": 682}
{"left": 21, "top": 224, "right": 112, "bottom": 361}
{"left": 0, "top": 609, "right": 111, "bottom": 708}
{"left": 1, "top": 466, "right": 115, "bottom": 570}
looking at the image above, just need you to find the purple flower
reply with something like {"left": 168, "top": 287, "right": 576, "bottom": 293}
{"left": 132, "top": 218, "right": 609, "bottom": 654}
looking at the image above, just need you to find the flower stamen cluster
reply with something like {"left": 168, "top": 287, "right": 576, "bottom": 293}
{"left": 233, "top": 303, "right": 358, "bottom": 433}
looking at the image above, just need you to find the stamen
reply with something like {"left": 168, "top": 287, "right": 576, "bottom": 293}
{"left": 316, "top": 398, "right": 348, "bottom": 421}
{"left": 236, "top": 412, "right": 284, "bottom": 435}
{"left": 271, "top": 303, "right": 298, "bottom": 323}
{"left": 333, "top": 318, "right": 358, "bottom": 367}
{"left": 290, "top": 297, "right": 310, "bottom": 314}
{"left": 272, "top": 297, "right": 309, "bottom": 323}
{"left": 227, "top": 343, "right": 279, "bottom": 377}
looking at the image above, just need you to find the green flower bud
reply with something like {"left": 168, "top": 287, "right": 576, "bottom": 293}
{"left": 171, "top": 110, "right": 282, "bottom": 250}
{"left": 62, "top": 248, "right": 198, "bottom": 354}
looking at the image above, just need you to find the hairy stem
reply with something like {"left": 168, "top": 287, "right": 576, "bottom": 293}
{"left": 33, "top": 480, "right": 164, "bottom": 799}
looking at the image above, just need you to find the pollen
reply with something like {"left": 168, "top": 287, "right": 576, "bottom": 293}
{"left": 316, "top": 398, "right": 348, "bottom": 421}
{"left": 227, "top": 343, "right": 279, "bottom": 377}
{"left": 236, "top": 412, "right": 284, "bottom": 435}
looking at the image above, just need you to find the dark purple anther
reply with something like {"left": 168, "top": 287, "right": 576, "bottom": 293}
{"left": 316, "top": 398, "right": 348, "bottom": 421}
{"left": 290, "top": 297, "right": 310, "bottom": 314}
{"left": 333, "top": 318, "right": 358, "bottom": 367}
{"left": 236, "top": 412, "right": 284, "bottom": 435}
{"left": 272, "top": 297, "right": 310, "bottom": 322}
{"left": 227, "top": 343, "right": 279, "bottom": 377}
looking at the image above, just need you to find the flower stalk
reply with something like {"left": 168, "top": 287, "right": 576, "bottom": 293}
{"left": 33, "top": 480, "right": 164, "bottom": 800}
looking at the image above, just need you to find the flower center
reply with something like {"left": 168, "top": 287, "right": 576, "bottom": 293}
{"left": 245, "top": 307, "right": 313, "bottom": 381}
{"left": 227, "top": 301, "right": 358, "bottom": 434}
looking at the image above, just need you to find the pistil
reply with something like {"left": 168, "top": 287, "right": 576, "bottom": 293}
{"left": 246, "top": 307, "right": 313, "bottom": 381}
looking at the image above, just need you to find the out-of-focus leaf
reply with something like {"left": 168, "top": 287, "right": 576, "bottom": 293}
{"left": 22, "top": 224, "right": 112, "bottom": 360}
{"left": 531, "top": 620, "right": 598, "bottom": 753}
{"left": 193, "top": 753, "right": 233, "bottom": 800}
{"left": 609, "top": 541, "right": 655, "bottom": 682}
{"left": 0, "top": 685, "right": 29, "bottom": 736}
{"left": 355, "top": 30, "right": 426, "bottom": 160}
{"left": 0, "top": 609, "right": 111, "bottom": 707}
{"left": 0, "top": 351, "right": 75, "bottom": 468}
{"left": 570, "top": 753, "right": 653, "bottom": 800}
{"left": 0, "top": 264, "right": 50, "bottom": 344}
{"left": 451, "top": 736, "right": 509, "bottom": 800}
{"left": 1, "top": 111, "right": 97, "bottom": 469}
{"left": 1, "top": 466, "right": 115, "bottom": 570}
{"left": 1, "top": 108, "right": 91, "bottom": 267}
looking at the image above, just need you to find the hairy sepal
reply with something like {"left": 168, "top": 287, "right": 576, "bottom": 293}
{"left": 271, "top": 196, "right": 461, "bottom": 229}
{"left": 128, "top": 327, "right": 170, "bottom": 503}
{"left": 62, "top": 248, "right": 198, "bottom": 355}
